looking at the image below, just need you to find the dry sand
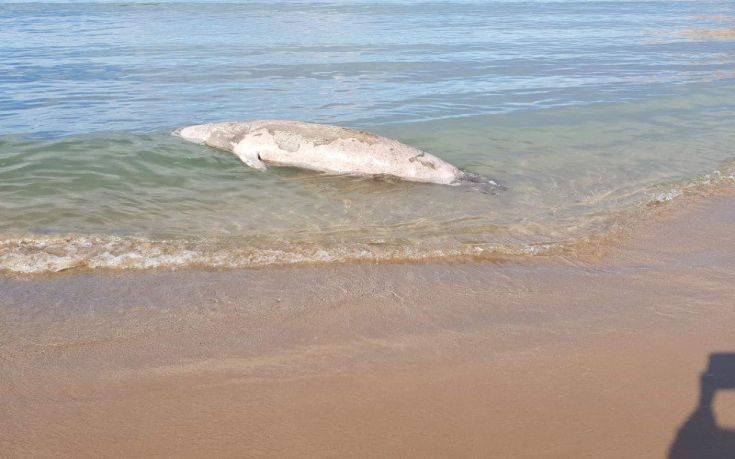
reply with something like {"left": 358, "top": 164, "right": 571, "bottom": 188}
{"left": 2, "top": 193, "right": 735, "bottom": 457}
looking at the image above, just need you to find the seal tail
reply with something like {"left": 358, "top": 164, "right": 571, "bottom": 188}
{"left": 455, "top": 171, "right": 506, "bottom": 194}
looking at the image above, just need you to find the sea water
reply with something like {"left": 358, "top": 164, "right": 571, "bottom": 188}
{"left": 1, "top": 0, "right": 734, "bottom": 272}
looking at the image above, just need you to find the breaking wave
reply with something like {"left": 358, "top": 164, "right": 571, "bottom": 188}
{"left": 2, "top": 160, "right": 734, "bottom": 274}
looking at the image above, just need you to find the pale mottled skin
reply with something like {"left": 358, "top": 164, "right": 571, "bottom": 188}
{"left": 176, "top": 120, "right": 500, "bottom": 190}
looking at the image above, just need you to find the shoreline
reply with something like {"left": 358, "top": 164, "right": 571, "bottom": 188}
{"left": 2, "top": 157, "right": 734, "bottom": 276}
{"left": 2, "top": 191, "right": 735, "bottom": 456}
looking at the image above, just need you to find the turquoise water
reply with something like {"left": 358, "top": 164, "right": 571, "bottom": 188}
{"left": 1, "top": 1, "right": 734, "bottom": 272}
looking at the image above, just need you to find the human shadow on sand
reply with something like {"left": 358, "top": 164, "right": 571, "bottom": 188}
{"left": 669, "top": 353, "right": 735, "bottom": 458}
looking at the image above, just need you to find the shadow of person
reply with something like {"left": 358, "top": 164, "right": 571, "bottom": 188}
{"left": 669, "top": 353, "right": 735, "bottom": 458}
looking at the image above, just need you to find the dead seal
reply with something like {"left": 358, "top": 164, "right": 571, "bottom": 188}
{"left": 175, "top": 120, "right": 502, "bottom": 192}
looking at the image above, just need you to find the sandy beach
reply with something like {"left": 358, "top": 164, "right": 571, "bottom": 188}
{"left": 2, "top": 192, "right": 734, "bottom": 457}
{"left": 3, "top": 2, "right": 735, "bottom": 457}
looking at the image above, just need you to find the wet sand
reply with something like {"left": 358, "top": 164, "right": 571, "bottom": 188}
{"left": 2, "top": 193, "right": 735, "bottom": 457}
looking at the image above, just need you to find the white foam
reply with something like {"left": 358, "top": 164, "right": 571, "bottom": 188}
{"left": 0, "top": 233, "right": 563, "bottom": 274}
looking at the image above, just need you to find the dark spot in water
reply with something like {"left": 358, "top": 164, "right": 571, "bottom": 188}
{"left": 459, "top": 171, "right": 506, "bottom": 194}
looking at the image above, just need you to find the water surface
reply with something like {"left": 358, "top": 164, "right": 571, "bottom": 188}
{"left": 1, "top": 1, "right": 734, "bottom": 272}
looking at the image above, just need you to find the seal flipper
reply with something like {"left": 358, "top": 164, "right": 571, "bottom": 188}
{"left": 231, "top": 142, "right": 267, "bottom": 172}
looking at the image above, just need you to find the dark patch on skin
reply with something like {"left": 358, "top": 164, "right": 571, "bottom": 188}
{"left": 272, "top": 132, "right": 301, "bottom": 153}
{"left": 421, "top": 160, "right": 437, "bottom": 170}
{"left": 312, "top": 139, "right": 339, "bottom": 147}
{"left": 205, "top": 125, "right": 250, "bottom": 151}
{"left": 232, "top": 132, "right": 248, "bottom": 144}
{"left": 205, "top": 131, "right": 235, "bottom": 151}
{"left": 409, "top": 152, "right": 437, "bottom": 170}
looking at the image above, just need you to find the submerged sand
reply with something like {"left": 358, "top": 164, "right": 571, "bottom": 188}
{"left": 2, "top": 193, "right": 735, "bottom": 457}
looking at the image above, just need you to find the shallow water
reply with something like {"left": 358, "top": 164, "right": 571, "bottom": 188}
{"left": 1, "top": 1, "right": 735, "bottom": 272}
